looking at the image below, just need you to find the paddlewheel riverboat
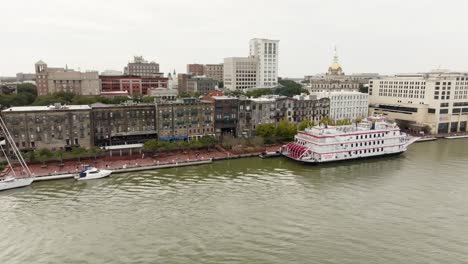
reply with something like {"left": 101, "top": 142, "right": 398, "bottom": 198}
{"left": 281, "top": 116, "right": 419, "bottom": 164}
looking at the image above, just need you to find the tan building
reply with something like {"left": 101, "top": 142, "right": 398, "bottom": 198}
{"left": 1, "top": 104, "right": 92, "bottom": 151}
{"left": 204, "top": 64, "right": 223, "bottom": 82}
{"left": 124, "top": 56, "right": 162, "bottom": 78}
{"left": 155, "top": 98, "right": 215, "bottom": 140}
{"left": 35, "top": 60, "right": 100, "bottom": 96}
{"left": 369, "top": 72, "right": 468, "bottom": 134}
{"left": 223, "top": 57, "right": 257, "bottom": 90}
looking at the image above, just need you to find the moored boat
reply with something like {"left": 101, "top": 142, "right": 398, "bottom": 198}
{"left": 75, "top": 165, "right": 112, "bottom": 181}
{"left": 281, "top": 116, "right": 419, "bottom": 164}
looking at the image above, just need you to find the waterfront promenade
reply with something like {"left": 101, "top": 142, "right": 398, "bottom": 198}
{"left": 26, "top": 145, "right": 282, "bottom": 178}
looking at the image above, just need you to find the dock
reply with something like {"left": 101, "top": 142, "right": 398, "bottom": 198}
{"left": 444, "top": 135, "right": 468, "bottom": 139}
{"left": 32, "top": 158, "right": 213, "bottom": 182}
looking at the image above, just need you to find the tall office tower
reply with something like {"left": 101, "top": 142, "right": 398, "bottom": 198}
{"left": 249, "top": 38, "right": 279, "bottom": 88}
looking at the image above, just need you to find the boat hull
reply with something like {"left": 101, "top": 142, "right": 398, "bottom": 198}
{"left": 0, "top": 177, "right": 34, "bottom": 191}
{"left": 76, "top": 169, "right": 112, "bottom": 181}
{"left": 282, "top": 151, "right": 405, "bottom": 164}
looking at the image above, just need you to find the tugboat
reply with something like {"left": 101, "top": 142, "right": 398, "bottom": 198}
{"left": 75, "top": 165, "right": 112, "bottom": 181}
{"left": 0, "top": 116, "right": 34, "bottom": 191}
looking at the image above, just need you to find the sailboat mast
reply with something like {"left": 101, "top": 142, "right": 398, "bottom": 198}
{"left": 0, "top": 115, "right": 32, "bottom": 177}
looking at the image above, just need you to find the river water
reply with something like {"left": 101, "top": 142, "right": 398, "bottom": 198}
{"left": 1, "top": 140, "right": 468, "bottom": 263}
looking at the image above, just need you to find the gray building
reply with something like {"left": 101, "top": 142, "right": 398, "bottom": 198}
{"left": 1, "top": 105, "right": 92, "bottom": 151}
{"left": 124, "top": 56, "right": 163, "bottom": 78}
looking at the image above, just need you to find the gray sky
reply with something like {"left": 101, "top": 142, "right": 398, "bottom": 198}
{"left": 1, "top": 0, "right": 467, "bottom": 77}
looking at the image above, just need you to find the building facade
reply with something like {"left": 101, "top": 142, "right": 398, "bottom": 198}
{"left": 311, "top": 92, "right": 367, "bottom": 121}
{"left": 192, "top": 76, "right": 217, "bottom": 95}
{"left": 204, "top": 64, "right": 224, "bottom": 82}
{"left": 35, "top": 61, "right": 100, "bottom": 96}
{"left": 1, "top": 105, "right": 92, "bottom": 151}
{"left": 207, "top": 96, "right": 239, "bottom": 136}
{"left": 187, "top": 64, "right": 205, "bottom": 76}
{"left": 223, "top": 57, "right": 258, "bottom": 90}
{"left": 155, "top": 98, "right": 215, "bottom": 140}
{"left": 124, "top": 56, "right": 162, "bottom": 78}
{"left": 91, "top": 103, "right": 157, "bottom": 146}
{"left": 99, "top": 75, "right": 168, "bottom": 96}
{"left": 305, "top": 48, "right": 361, "bottom": 93}
{"left": 249, "top": 38, "right": 279, "bottom": 88}
{"left": 369, "top": 72, "right": 468, "bottom": 134}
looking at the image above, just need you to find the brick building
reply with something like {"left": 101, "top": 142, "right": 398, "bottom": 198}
{"left": 187, "top": 64, "right": 205, "bottom": 76}
{"left": 100, "top": 75, "right": 168, "bottom": 96}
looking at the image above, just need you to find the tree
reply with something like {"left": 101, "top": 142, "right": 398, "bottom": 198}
{"left": 276, "top": 80, "right": 309, "bottom": 97}
{"left": 275, "top": 119, "right": 297, "bottom": 139}
{"left": 319, "top": 117, "right": 334, "bottom": 126}
{"left": 256, "top": 123, "right": 276, "bottom": 138}
{"left": 36, "top": 148, "right": 53, "bottom": 166}
{"left": 199, "top": 135, "right": 218, "bottom": 149}
{"left": 298, "top": 120, "right": 315, "bottom": 131}
{"left": 218, "top": 81, "right": 224, "bottom": 88}
{"left": 71, "top": 147, "right": 88, "bottom": 163}
{"left": 55, "top": 149, "right": 66, "bottom": 165}
{"left": 335, "top": 119, "right": 352, "bottom": 126}
{"left": 88, "top": 146, "right": 104, "bottom": 161}
{"left": 143, "top": 139, "right": 159, "bottom": 153}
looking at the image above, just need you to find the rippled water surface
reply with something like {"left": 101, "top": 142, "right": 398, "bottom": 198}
{"left": 1, "top": 140, "right": 468, "bottom": 263}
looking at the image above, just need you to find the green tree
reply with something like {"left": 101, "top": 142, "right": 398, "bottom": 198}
{"left": 55, "top": 149, "right": 66, "bottom": 165}
{"left": 88, "top": 146, "right": 104, "bottom": 161}
{"left": 298, "top": 120, "right": 315, "bottom": 131}
{"left": 319, "top": 117, "right": 334, "bottom": 126}
{"left": 199, "top": 135, "right": 218, "bottom": 149}
{"left": 71, "top": 147, "right": 88, "bottom": 163}
{"left": 255, "top": 123, "right": 276, "bottom": 138}
{"left": 276, "top": 80, "right": 309, "bottom": 97}
{"left": 275, "top": 119, "right": 297, "bottom": 139}
{"left": 335, "top": 119, "right": 352, "bottom": 126}
{"left": 36, "top": 148, "right": 53, "bottom": 166}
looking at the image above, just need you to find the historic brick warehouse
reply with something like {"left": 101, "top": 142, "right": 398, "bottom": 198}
{"left": 1, "top": 94, "right": 333, "bottom": 152}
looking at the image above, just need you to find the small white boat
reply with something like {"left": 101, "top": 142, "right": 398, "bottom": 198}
{"left": 75, "top": 165, "right": 112, "bottom": 181}
{"left": 0, "top": 176, "right": 34, "bottom": 191}
{"left": 444, "top": 135, "right": 468, "bottom": 139}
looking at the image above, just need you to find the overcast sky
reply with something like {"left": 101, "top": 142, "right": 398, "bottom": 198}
{"left": 1, "top": 0, "right": 467, "bottom": 77}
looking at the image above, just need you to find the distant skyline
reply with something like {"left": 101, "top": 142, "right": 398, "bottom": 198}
{"left": 1, "top": 0, "right": 468, "bottom": 77}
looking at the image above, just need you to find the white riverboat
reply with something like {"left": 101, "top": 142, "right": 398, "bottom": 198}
{"left": 281, "top": 116, "right": 419, "bottom": 164}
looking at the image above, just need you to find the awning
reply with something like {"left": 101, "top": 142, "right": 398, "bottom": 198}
{"left": 159, "top": 135, "right": 189, "bottom": 141}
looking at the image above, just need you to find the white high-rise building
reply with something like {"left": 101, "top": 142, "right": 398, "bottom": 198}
{"left": 249, "top": 38, "right": 279, "bottom": 88}
{"left": 223, "top": 38, "right": 279, "bottom": 90}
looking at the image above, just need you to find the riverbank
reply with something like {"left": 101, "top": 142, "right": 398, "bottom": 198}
{"left": 28, "top": 144, "right": 283, "bottom": 179}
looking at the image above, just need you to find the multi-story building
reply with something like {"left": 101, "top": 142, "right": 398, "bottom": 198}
{"left": 91, "top": 103, "right": 157, "bottom": 146}
{"left": 308, "top": 92, "right": 366, "bottom": 121}
{"left": 305, "top": 49, "right": 360, "bottom": 93}
{"left": 16, "top": 73, "right": 36, "bottom": 82}
{"left": 35, "top": 61, "right": 100, "bottom": 96}
{"left": 1, "top": 104, "right": 92, "bottom": 151}
{"left": 191, "top": 76, "right": 217, "bottom": 95}
{"left": 292, "top": 95, "right": 331, "bottom": 124}
{"left": 149, "top": 88, "right": 178, "bottom": 101}
{"left": 187, "top": 64, "right": 205, "bottom": 76}
{"left": 155, "top": 98, "right": 215, "bottom": 140}
{"left": 99, "top": 75, "right": 168, "bottom": 96}
{"left": 249, "top": 38, "right": 279, "bottom": 88}
{"left": 204, "top": 64, "right": 224, "bottom": 82}
{"left": 237, "top": 96, "right": 253, "bottom": 137}
{"left": 177, "top": 74, "right": 194, "bottom": 94}
{"left": 124, "top": 56, "right": 163, "bottom": 78}
{"left": 206, "top": 96, "right": 239, "bottom": 136}
{"left": 369, "top": 72, "right": 468, "bottom": 134}
{"left": 223, "top": 57, "right": 258, "bottom": 90}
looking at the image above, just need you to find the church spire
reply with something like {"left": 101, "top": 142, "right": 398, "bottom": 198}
{"left": 333, "top": 45, "right": 339, "bottom": 65}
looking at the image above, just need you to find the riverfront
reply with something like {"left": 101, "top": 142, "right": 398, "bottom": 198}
{"left": 1, "top": 139, "right": 468, "bottom": 263}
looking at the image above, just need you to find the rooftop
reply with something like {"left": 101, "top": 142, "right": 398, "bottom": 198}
{"left": 2, "top": 105, "right": 91, "bottom": 112}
